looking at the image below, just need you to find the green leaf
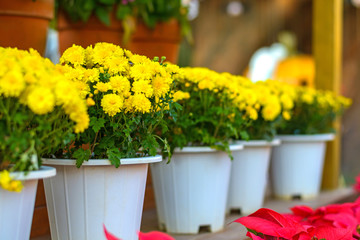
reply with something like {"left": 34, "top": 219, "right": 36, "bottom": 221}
{"left": 142, "top": 135, "right": 159, "bottom": 156}
{"left": 116, "top": 5, "right": 132, "bottom": 20}
{"left": 90, "top": 117, "right": 106, "bottom": 132}
{"left": 107, "top": 148, "right": 121, "bottom": 167}
{"left": 13, "top": 113, "right": 28, "bottom": 125}
{"left": 95, "top": 7, "right": 111, "bottom": 26}
{"left": 240, "top": 131, "right": 250, "bottom": 141}
{"left": 73, "top": 148, "right": 91, "bottom": 168}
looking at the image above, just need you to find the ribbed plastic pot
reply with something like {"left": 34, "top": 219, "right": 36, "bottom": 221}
{"left": 227, "top": 139, "right": 280, "bottom": 215}
{"left": 271, "top": 134, "right": 334, "bottom": 200}
{"left": 0, "top": 166, "right": 56, "bottom": 240}
{"left": 151, "top": 144, "right": 243, "bottom": 234}
{"left": 42, "top": 156, "right": 162, "bottom": 240}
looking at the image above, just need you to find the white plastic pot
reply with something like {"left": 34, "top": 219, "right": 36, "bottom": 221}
{"left": 271, "top": 134, "right": 334, "bottom": 200}
{"left": 0, "top": 166, "right": 56, "bottom": 240}
{"left": 151, "top": 144, "right": 243, "bottom": 234}
{"left": 227, "top": 139, "right": 280, "bottom": 215}
{"left": 42, "top": 156, "right": 162, "bottom": 240}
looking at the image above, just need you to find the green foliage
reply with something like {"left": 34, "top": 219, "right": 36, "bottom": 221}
{"left": 164, "top": 69, "right": 247, "bottom": 158}
{"left": 0, "top": 98, "right": 76, "bottom": 172}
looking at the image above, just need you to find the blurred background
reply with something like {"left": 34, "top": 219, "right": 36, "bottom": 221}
{"left": 180, "top": 0, "right": 360, "bottom": 185}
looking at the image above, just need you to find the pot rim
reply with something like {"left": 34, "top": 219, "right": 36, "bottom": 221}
{"left": 10, "top": 166, "right": 56, "bottom": 181}
{"left": 42, "top": 155, "right": 162, "bottom": 166}
{"left": 234, "top": 139, "right": 281, "bottom": 147}
{"left": 174, "top": 144, "right": 243, "bottom": 153}
{"left": 275, "top": 133, "right": 335, "bottom": 142}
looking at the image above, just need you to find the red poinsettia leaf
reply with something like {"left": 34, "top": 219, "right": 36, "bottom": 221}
{"left": 283, "top": 213, "right": 305, "bottom": 224}
{"left": 248, "top": 208, "right": 297, "bottom": 228}
{"left": 308, "top": 226, "right": 354, "bottom": 240}
{"left": 246, "top": 231, "right": 265, "bottom": 240}
{"left": 320, "top": 203, "right": 355, "bottom": 215}
{"left": 235, "top": 216, "right": 281, "bottom": 236}
{"left": 138, "top": 231, "right": 175, "bottom": 240}
{"left": 293, "top": 232, "right": 312, "bottom": 240}
{"left": 103, "top": 224, "right": 121, "bottom": 240}
{"left": 276, "top": 227, "right": 307, "bottom": 239}
{"left": 323, "top": 212, "right": 358, "bottom": 229}
{"left": 291, "top": 205, "right": 314, "bottom": 218}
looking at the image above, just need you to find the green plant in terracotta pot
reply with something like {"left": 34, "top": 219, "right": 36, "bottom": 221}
{"left": 56, "top": 0, "right": 192, "bottom": 62}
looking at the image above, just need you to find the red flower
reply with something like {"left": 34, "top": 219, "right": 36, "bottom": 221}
{"left": 103, "top": 224, "right": 174, "bottom": 240}
{"left": 235, "top": 208, "right": 307, "bottom": 239}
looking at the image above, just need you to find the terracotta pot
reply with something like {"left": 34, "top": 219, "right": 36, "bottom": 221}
{"left": 0, "top": 0, "right": 54, "bottom": 55}
{"left": 57, "top": 12, "right": 181, "bottom": 63}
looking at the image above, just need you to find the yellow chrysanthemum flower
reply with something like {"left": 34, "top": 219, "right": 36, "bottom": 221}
{"left": 0, "top": 170, "right": 23, "bottom": 192}
{"left": 131, "top": 94, "right": 152, "bottom": 113}
{"left": 152, "top": 75, "right": 171, "bottom": 97}
{"left": 109, "top": 75, "right": 131, "bottom": 95}
{"left": 173, "top": 90, "right": 190, "bottom": 102}
{"left": 132, "top": 79, "right": 153, "bottom": 97}
{"left": 27, "top": 87, "right": 55, "bottom": 115}
{"left": 0, "top": 70, "right": 26, "bottom": 97}
{"left": 130, "top": 63, "right": 154, "bottom": 81}
{"left": 282, "top": 111, "right": 291, "bottom": 120}
{"left": 262, "top": 102, "right": 281, "bottom": 121}
{"left": 60, "top": 44, "right": 85, "bottom": 66}
{"left": 104, "top": 56, "right": 128, "bottom": 75}
{"left": 246, "top": 106, "right": 258, "bottom": 120}
{"left": 94, "top": 82, "right": 111, "bottom": 93}
{"left": 101, "top": 93, "right": 123, "bottom": 117}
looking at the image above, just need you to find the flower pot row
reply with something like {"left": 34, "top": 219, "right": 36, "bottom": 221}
{"left": 150, "top": 133, "right": 334, "bottom": 234}
{"left": 0, "top": 133, "right": 333, "bottom": 239}
{"left": 0, "top": 44, "right": 351, "bottom": 239}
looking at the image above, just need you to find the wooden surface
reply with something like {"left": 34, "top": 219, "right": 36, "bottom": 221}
{"left": 30, "top": 180, "right": 51, "bottom": 238}
{"left": 313, "top": 0, "right": 343, "bottom": 189}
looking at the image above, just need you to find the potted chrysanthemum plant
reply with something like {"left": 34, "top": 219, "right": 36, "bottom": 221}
{"left": 222, "top": 78, "right": 294, "bottom": 215}
{"left": 151, "top": 67, "right": 246, "bottom": 234}
{"left": 42, "top": 42, "right": 179, "bottom": 240}
{"left": 0, "top": 47, "right": 89, "bottom": 240}
{"left": 271, "top": 85, "right": 352, "bottom": 200}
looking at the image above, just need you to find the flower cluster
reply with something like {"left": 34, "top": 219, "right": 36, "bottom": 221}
{"left": 167, "top": 67, "right": 247, "bottom": 157}
{"left": 0, "top": 47, "right": 89, "bottom": 133}
{"left": 236, "top": 197, "right": 360, "bottom": 240}
{"left": 0, "top": 47, "right": 89, "bottom": 190}
{"left": 278, "top": 85, "right": 352, "bottom": 134}
{"left": 223, "top": 76, "right": 296, "bottom": 140}
{"left": 59, "top": 43, "right": 178, "bottom": 166}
